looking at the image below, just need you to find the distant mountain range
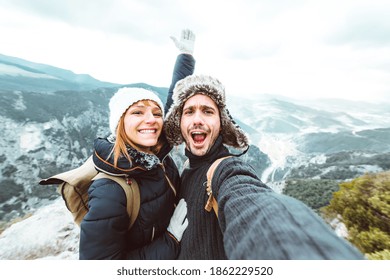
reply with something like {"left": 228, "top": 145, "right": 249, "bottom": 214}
{"left": 1, "top": 53, "right": 389, "bottom": 259}
{"left": 0, "top": 53, "right": 119, "bottom": 91}
{"left": 0, "top": 53, "right": 269, "bottom": 227}
{"left": 226, "top": 93, "right": 390, "bottom": 183}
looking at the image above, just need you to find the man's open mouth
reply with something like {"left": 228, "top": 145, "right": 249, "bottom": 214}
{"left": 191, "top": 131, "right": 207, "bottom": 144}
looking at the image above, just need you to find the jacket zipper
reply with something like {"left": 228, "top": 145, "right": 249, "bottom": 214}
{"left": 151, "top": 226, "right": 155, "bottom": 241}
{"left": 159, "top": 164, "right": 177, "bottom": 197}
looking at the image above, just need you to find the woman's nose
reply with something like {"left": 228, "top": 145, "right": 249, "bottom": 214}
{"left": 144, "top": 111, "right": 156, "bottom": 123}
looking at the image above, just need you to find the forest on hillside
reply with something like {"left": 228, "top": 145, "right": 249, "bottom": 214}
{"left": 283, "top": 171, "right": 390, "bottom": 260}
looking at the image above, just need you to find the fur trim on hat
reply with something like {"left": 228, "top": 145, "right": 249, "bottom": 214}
{"left": 164, "top": 74, "right": 249, "bottom": 150}
{"left": 109, "top": 87, "right": 164, "bottom": 135}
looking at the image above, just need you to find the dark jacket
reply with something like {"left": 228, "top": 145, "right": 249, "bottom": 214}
{"left": 79, "top": 54, "right": 195, "bottom": 260}
{"left": 79, "top": 138, "right": 180, "bottom": 259}
{"left": 178, "top": 136, "right": 365, "bottom": 259}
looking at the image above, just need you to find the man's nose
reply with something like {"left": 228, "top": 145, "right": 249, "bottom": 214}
{"left": 192, "top": 111, "right": 204, "bottom": 125}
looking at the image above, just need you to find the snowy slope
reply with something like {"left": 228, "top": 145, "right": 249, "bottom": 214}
{"left": 0, "top": 198, "right": 79, "bottom": 260}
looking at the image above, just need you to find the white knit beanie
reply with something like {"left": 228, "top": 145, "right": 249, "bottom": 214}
{"left": 109, "top": 87, "right": 164, "bottom": 135}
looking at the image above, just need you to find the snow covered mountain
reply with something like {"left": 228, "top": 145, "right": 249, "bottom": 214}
{"left": 0, "top": 53, "right": 118, "bottom": 91}
{"left": 227, "top": 95, "right": 390, "bottom": 185}
{"left": 0, "top": 54, "right": 389, "bottom": 259}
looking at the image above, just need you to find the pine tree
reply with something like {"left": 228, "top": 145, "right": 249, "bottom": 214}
{"left": 322, "top": 171, "right": 390, "bottom": 259}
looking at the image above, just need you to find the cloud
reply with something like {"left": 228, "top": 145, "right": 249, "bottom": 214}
{"left": 0, "top": 0, "right": 389, "bottom": 102}
{"left": 327, "top": 2, "right": 390, "bottom": 48}
{"left": 0, "top": 0, "right": 188, "bottom": 43}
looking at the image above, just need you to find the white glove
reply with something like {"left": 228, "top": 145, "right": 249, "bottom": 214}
{"left": 170, "top": 29, "right": 196, "bottom": 55}
{"left": 167, "top": 198, "right": 189, "bottom": 242}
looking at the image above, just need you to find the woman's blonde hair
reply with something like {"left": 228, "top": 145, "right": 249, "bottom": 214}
{"left": 112, "top": 100, "right": 163, "bottom": 167}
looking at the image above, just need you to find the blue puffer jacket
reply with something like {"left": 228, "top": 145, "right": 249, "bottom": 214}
{"left": 79, "top": 54, "right": 195, "bottom": 260}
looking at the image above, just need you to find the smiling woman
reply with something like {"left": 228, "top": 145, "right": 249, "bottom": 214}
{"left": 30, "top": 28, "right": 196, "bottom": 260}
{"left": 79, "top": 86, "right": 189, "bottom": 260}
{"left": 109, "top": 88, "right": 165, "bottom": 165}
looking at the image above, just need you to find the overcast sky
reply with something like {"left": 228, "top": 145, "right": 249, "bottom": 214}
{"left": 1, "top": 0, "right": 390, "bottom": 102}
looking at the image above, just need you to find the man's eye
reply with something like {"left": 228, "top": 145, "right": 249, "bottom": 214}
{"left": 204, "top": 110, "right": 214, "bottom": 115}
{"left": 183, "top": 110, "right": 193, "bottom": 115}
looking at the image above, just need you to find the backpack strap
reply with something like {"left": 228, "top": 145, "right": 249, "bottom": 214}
{"left": 92, "top": 173, "right": 140, "bottom": 229}
{"left": 204, "top": 156, "right": 233, "bottom": 218}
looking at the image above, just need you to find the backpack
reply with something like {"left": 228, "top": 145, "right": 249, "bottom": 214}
{"left": 39, "top": 156, "right": 140, "bottom": 229}
{"left": 182, "top": 156, "right": 232, "bottom": 218}
{"left": 204, "top": 156, "right": 232, "bottom": 218}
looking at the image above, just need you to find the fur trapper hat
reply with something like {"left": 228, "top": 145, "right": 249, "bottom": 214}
{"left": 109, "top": 87, "right": 164, "bottom": 135}
{"left": 164, "top": 74, "right": 249, "bottom": 150}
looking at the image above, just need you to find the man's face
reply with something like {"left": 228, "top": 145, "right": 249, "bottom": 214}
{"left": 180, "top": 94, "right": 221, "bottom": 156}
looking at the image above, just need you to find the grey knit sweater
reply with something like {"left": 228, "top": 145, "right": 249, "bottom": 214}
{"left": 177, "top": 136, "right": 364, "bottom": 260}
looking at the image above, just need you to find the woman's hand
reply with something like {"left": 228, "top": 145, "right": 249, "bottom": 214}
{"left": 167, "top": 198, "right": 189, "bottom": 242}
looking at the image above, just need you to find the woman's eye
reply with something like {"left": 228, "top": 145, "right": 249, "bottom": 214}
{"left": 132, "top": 111, "right": 143, "bottom": 115}
{"left": 154, "top": 113, "right": 163, "bottom": 117}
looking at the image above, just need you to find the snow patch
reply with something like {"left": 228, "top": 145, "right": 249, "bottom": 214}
{"left": 258, "top": 134, "right": 298, "bottom": 183}
{"left": 12, "top": 91, "right": 26, "bottom": 110}
{"left": 266, "top": 180, "right": 285, "bottom": 194}
{"left": 330, "top": 216, "right": 349, "bottom": 239}
{"left": 0, "top": 198, "right": 79, "bottom": 260}
{"left": 350, "top": 165, "right": 383, "bottom": 174}
{"left": 309, "top": 154, "right": 327, "bottom": 165}
{"left": 20, "top": 124, "right": 43, "bottom": 152}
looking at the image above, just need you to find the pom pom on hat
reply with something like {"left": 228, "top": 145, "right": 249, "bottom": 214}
{"left": 109, "top": 87, "right": 164, "bottom": 135}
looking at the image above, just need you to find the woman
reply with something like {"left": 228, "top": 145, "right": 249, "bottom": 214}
{"left": 79, "top": 29, "right": 196, "bottom": 259}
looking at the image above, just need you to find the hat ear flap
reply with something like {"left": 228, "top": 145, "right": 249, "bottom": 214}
{"left": 164, "top": 108, "right": 185, "bottom": 146}
{"left": 220, "top": 109, "right": 249, "bottom": 149}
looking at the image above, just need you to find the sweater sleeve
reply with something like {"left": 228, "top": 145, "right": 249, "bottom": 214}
{"left": 165, "top": 53, "right": 196, "bottom": 115}
{"left": 212, "top": 158, "right": 365, "bottom": 260}
{"left": 79, "top": 179, "right": 179, "bottom": 260}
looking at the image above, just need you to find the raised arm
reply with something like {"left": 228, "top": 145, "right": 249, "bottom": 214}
{"left": 165, "top": 29, "right": 196, "bottom": 115}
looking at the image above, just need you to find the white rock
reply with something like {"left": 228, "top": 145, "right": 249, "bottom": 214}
{"left": 0, "top": 198, "right": 79, "bottom": 260}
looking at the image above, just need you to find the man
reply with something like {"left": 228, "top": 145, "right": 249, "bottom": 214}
{"left": 164, "top": 74, "right": 365, "bottom": 259}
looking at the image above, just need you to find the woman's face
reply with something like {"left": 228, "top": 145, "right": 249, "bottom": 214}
{"left": 123, "top": 100, "right": 163, "bottom": 152}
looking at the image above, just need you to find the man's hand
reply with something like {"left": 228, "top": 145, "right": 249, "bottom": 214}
{"left": 170, "top": 29, "right": 196, "bottom": 55}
